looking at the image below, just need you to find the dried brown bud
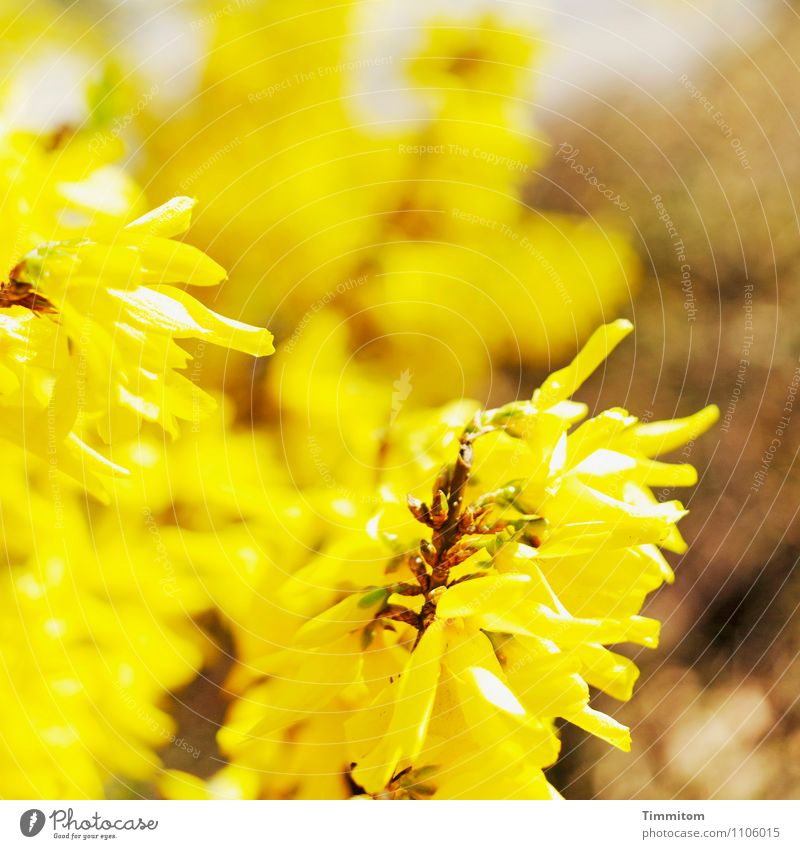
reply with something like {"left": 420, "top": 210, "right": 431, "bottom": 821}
{"left": 407, "top": 494, "right": 432, "bottom": 526}
{"left": 380, "top": 605, "right": 421, "bottom": 628}
{"left": 419, "top": 538, "right": 438, "bottom": 567}
{"left": 444, "top": 545, "right": 479, "bottom": 568}
{"left": 432, "top": 467, "right": 451, "bottom": 500}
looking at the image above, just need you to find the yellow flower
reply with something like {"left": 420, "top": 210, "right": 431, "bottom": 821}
{"left": 0, "top": 128, "right": 142, "bottom": 277}
{"left": 138, "top": 4, "right": 638, "bottom": 403}
{"left": 20, "top": 196, "right": 274, "bottom": 437}
{"left": 408, "top": 13, "right": 538, "bottom": 117}
{"left": 0, "top": 109, "right": 274, "bottom": 491}
{"left": 0, "top": 399, "right": 304, "bottom": 799}
{"left": 215, "top": 320, "right": 717, "bottom": 799}
{"left": 1, "top": 191, "right": 273, "bottom": 491}
{"left": 0, "top": 85, "right": 276, "bottom": 796}
{"left": 0, "top": 440, "right": 210, "bottom": 798}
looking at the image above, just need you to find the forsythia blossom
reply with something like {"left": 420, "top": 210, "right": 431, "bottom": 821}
{"left": 0, "top": 125, "right": 273, "bottom": 490}
{"left": 162, "top": 320, "right": 718, "bottom": 800}
{"left": 0, "top": 90, "right": 274, "bottom": 795}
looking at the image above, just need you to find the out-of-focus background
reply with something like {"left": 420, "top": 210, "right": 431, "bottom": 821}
{"left": 530, "top": 0, "right": 800, "bottom": 799}
{"left": 5, "top": 0, "right": 798, "bottom": 799}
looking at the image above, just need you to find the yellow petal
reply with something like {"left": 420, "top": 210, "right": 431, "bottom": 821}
{"left": 293, "top": 590, "right": 386, "bottom": 649}
{"left": 446, "top": 628, "right": 560, "bottom": 771}
{"left": 441, "top": 575, "right": 660, "bottom": 648}
{"left": 503, "top": 638, "right": 588, "bottom": 716}
{"left": 563, "top": 705, "right": 631, "bottom": 751}
{"left": 437, "top": 573, "right": 553, "bottom": 621}
{"left": 108, "top": 285, "right": 274, "bottom": 356}
{"left": 433, "top": 762, "right": 554, "bottom": 800}
{"left": 624, "top": 405, "right": 719, "bottom": 457}
{"left": 535, "top": 319, "right": 633, "bottom": 408}
{"left": 576, "top": 643, "right": 640, "bottom": 701}
{"left": 541, "top": 476, "right": 688, "bottom": 555}
{"left": 351, "top": 622, "right": 444, "bottom": 794}
{"left": 157, "top": 770, "right": 211, "bottom": 801}
{"left": 240, "top": 637, "right": 363, "bottom": 743}
{"left": 139, "top": 238, "right": 226, "bottom": 287}
{"left": 58, "top": 165, "right": 141, "bottom": 218}
{"left": 572, "top": 448, "right": 698, "bottom": 488}
{"left": 125, "top": 197, "right": 196, "bottom": 238}
{"left": 568, "top": 408, "right": 636, "bottom": 466}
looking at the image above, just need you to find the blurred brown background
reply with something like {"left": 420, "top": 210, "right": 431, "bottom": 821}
{"left": 528, "top": 2, "right": 800, "bottom": 799}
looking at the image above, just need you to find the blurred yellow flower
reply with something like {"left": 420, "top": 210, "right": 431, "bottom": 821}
{"left": 0, "top": 75, "right": 274, "bottom": 798}
{"left": 139, "top": 2, "right": 638, "bottom": 402}
{"left": 19, "top": 196, "right": 274, "bottom": 442}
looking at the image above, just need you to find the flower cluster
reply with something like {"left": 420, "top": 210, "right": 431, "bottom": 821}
{"left": 161, "top": 321, "right": 717, "bottom": 799}
{"left": 0, "top": 123, "right": 272, "bottom": 492}
{"left": 1, "top": 0, "right": 717, "bottom": 802}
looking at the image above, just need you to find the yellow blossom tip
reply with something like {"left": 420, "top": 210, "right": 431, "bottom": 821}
{"left": 535, "top": 319, "right": 634, "bottom": 408}
{"left": 125, "top": 196, "right": 197, "bottom": 238}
